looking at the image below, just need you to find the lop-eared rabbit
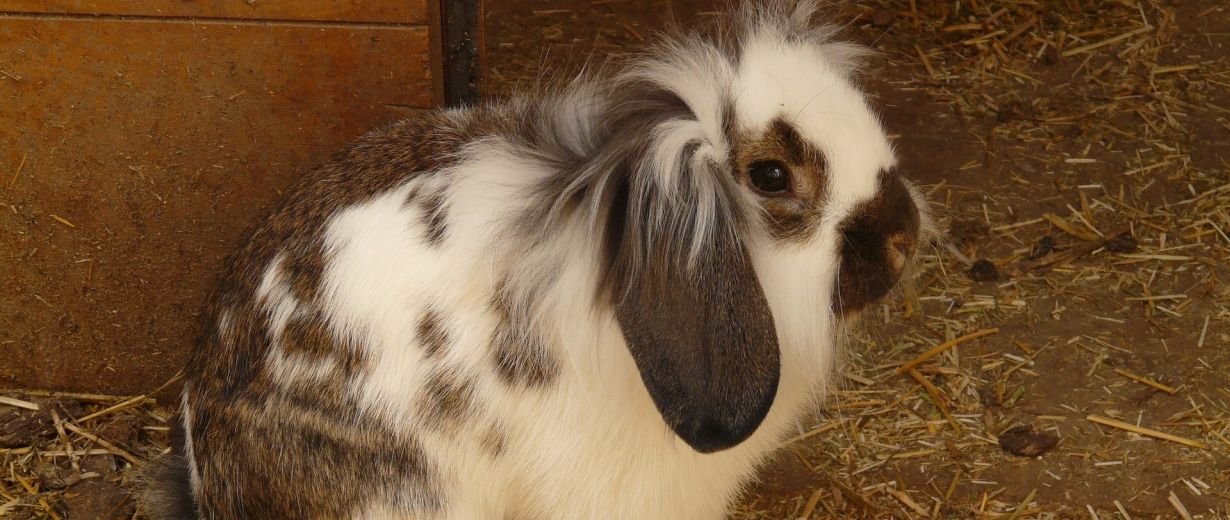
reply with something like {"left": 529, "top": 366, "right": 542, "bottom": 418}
{"left": 140, "top": 1, "right": 933, "bottom": 518}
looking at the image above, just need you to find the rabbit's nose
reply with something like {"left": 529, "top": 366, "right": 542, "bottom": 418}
{"left": 833, "top": 173, "right": 921, "bottom": 317}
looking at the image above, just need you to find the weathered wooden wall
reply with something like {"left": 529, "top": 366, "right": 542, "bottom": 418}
{"left": 0, "top": 1, "right": 439, "bottom": 394}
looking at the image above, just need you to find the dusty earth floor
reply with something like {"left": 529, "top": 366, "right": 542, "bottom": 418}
{"left": 3, "top": 0, "right": 1230, "bottom": 518}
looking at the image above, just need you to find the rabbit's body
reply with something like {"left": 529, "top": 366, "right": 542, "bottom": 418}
{"left": 145, "top": 3, "right": 932, "bottom": 518}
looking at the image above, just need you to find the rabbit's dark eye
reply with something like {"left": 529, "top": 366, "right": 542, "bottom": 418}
{"left": 749, "top": 161, "right": 791, "bottom": 195}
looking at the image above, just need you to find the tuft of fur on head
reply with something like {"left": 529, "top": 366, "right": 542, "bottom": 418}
{"left": 733, "top": 0, "right": 871, "bottom": 74}
{"left": 134, "top": 454, "right": 197, "bottom": 520}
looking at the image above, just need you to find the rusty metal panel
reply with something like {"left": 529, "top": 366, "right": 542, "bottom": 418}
{"left": 0, "top": 0, "right": 429, "bottom": 24}
{"left": 0, "top": 17, "right": 432, "bottom": 394}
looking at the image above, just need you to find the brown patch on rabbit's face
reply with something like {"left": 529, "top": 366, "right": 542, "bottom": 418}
{"left": 730, "top": 118, "right": 828, "bottom": 241}
{"left": 833, "top": 171, "right": 921, "bottom": 317}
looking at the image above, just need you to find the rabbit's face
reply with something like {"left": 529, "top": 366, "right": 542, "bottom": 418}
{"left": 595, "top": 2, "right": 929, "bottom": 455}
{"left": 729, "top": 35, "right": 924, "bottom": 319}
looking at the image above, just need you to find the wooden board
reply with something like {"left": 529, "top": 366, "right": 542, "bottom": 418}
{"left": 0, "top": 15, "right": 433, "bottom": 394}
{"left": 0, "top": 0, "right": 428, "bottom": 24}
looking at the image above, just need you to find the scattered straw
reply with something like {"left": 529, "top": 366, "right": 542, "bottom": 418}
{"left": 7, "top": 153, "right": 26, "bottom": 190}
{"left": 1061, "top": 25, "right": 1153, "bottom": 56}
{"left": 799, "top": 489, "right": 823, "bottom": 520}
{"left": 884, "top": 486, "right": 931, "bottom": 518}
{"left": 906, "top": 368, "right": 960, "bottom": 430}
{"left": 1043, "top": 212, "right": 1100, "bottom": 241}
{"left": 1086, "top": 415, "right": 1207, "bottom": 449}
{"left": 0, "top": 395, "right": 39, "bottom": 411}
{"left": 2, "top": 389, "right": 139, "bottom": 403}
{"left": 780, "top": 421, "right": 842, "bottom": 447}
{"left": 49, "top": 214, "right": 76, "bottom": 229}
{"left": 1167, "top": 491, "right": 1193, "bottom": 520}
{"left": 76, "top": 394, "right": 152, "bottom": 423}
{"left": 49, "top": 407, "right": 80, "bottom": 471}
{"left": 1005, "top": 488, "right": 1037, "bottom": 520}
{"left": 62, "top": 422, "right": 140, "bottom": 465}
{"left": 1197, "top": 316, "right": 1210, "bottom": 348}
{"left": 895, "top": 328, "right": 999, "bottom": 374}
{"left": 1113, "top": 368, "right": 1177, "bottom": 394}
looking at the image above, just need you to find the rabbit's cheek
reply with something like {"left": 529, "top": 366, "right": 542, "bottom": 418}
{"left": 760, "top": 198, "right": 821, "bottom": 241}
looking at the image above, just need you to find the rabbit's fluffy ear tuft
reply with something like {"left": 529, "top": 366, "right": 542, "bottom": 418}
{"left": 597, "top": 92, "right": 781, "bottom": 453}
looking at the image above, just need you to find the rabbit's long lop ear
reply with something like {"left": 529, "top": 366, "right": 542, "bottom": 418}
{"left": 606, "top": 157, "right": 781, "bottom": 454}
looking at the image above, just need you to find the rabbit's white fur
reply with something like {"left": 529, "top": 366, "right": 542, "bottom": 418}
{"left": 162, "top": 2, "right": 929, "bottom": 519}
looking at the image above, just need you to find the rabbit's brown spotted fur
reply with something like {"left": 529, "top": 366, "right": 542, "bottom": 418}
{"left": 417, "top": 370, "right": 481, "bottom": 434}
{"left": 420, "top": 189, "right": 450, "bottom": 245}
{"left": 168, "top": 112, "right": 494, "bottom": 518}
{"left": 279, "top": 311, "right": 364, "bottom": 370}
{"left": 415, "top": 309, "right": 449, "bottom": 359}
{"left": 490, "top": 285, "right": 560, "bottom": 388}
{"left": 480, "top": 422, "right": 509, "bottom": 458}
{"left": 282, "top": 241, "right": 330, "bottom": 304}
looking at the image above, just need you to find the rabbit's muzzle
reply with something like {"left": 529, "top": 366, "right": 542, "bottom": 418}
{"left": 833, "top": 173, "right": 921, "bottom": 317}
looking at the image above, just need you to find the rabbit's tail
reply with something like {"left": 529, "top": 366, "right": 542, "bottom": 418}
{"left": 135, "top": 454, "right": 198, "bottom": 519}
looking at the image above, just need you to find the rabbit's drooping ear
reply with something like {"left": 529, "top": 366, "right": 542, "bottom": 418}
{"left": 604, "top": 162, "right": 780, "bottom": 454}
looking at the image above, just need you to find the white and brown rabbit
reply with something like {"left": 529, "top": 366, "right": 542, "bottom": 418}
{"left": 140, "top": 1, "right": 933, "bottom": 518}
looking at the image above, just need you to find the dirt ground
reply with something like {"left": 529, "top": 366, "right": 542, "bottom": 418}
{"left": 3, "top": 0, "right": 1230, "bottom": 518}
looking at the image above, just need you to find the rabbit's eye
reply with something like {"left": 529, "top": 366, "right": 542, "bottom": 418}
{"left": 749, "top": 161, "right": 791, "bottom": 195}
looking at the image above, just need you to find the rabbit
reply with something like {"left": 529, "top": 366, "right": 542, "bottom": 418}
{"left": 138, "top": 1, "right": 934, "bottom": 518}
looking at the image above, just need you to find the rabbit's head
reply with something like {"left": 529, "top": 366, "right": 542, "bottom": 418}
{"left": 535, "top": 1, "right": 930, "bottom": 454}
